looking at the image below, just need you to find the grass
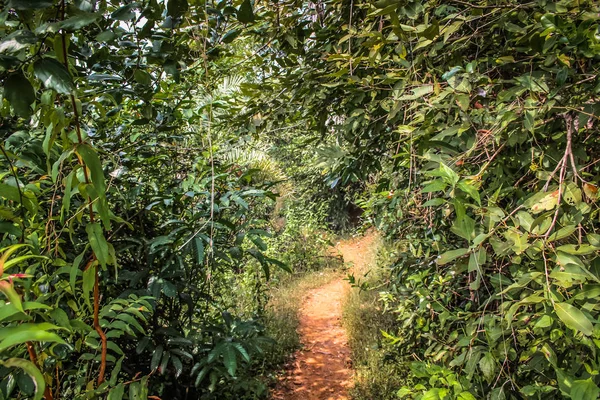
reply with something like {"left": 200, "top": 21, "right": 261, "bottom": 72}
{"left": 342, "top": 237, "right": 408, "bottom": 400}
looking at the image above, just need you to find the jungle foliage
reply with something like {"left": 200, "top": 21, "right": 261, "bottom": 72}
{"left": 0, "top": 0, "right": 314, "bottom": 398}
{"left": 2, "top": 0, "right": 600, "bottom": 399}
{"left": 234, "top": 0, "right": 600, "bottom": 398}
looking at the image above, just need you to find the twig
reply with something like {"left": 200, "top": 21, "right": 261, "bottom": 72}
{"left": 543, "top": 114, "right": 573, "bottom": 240}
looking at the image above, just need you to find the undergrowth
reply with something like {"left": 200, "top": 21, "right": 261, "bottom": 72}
{"left": 344, "top": 237, "right": 408, "bottom": 400}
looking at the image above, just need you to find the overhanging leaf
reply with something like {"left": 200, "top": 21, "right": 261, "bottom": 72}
{"left": 0, "top": 358, "right": 45, "bottom": 400}
{"left": 554, "top": 302, "right": 593, "bottom": 336}
{"left": 7, "top": 0, "right": 53, "bottom": 9}
{"left": 436, "top": 248, "right": 469, "bottom": 265}
{"left": 33, "top": 58, "right": 75, "bottom": 94}
{"left": 3, "top": 72, "right": 35, "bottom": 117}
{"left": 0, "top": 281, "right": 23, "bottom": 312}
{"left": 237, "top": 0, "right": 255, "bottom": 23}
{"left": 86, "top": 223, "right": 110, "bottom": 268}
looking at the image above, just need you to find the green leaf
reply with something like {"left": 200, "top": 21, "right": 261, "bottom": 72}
{"left": 529, "top": 191, "right": 559, "bottom": 214}
{"left": 442, "top": 66, "right": 464, "bottom": 81}
{"left": 222, "top": 29, "right": 242, "bottom": 44}
{"left": 70, "top": 249, "right": 85, "bottom": 292}
{"left": 193, "top": 237, "right": 205, "bottom": 265}
{"left": 421, "top": 179, "right": 447, "bottom": 193}
{"left": 457, "top": 180, "right": 481, "bottom": 205}
{"left": 7, "top": 0, "right": 54, "bottom": 10}
{"left": 223, "top": 344, "right": 237, "bottom": 376}
{"left": 574, "top": 285, "right": 600, "bottom": 300}
{"left": 4, "top": 72, "right": 35, "bottom": 117}
{"left": 86, "top": 223, "right": 110, "bottom": 268}
{"left": 0, "top": 358, "right": 45, "bottom": 400}
{"left": 108, "top": 383, "right": 125, "bottom": 400}
{"left": 167, "top": 0, "right": 188, "bottom": 18}
{"left": 134, "top": 70, "right": 152, "bottom": 85}
{"left": 33, "top": 58, "right": 75, "bottom": 95}
{"left": 554, "top": 302, "right": 593, "bottom": 336}
{"left": 436, "top": 248, "right": 469, "bottom": 265}
{"left": 398, "top": 84, "right": 433, "bottom": 100}
{"left": 422, "top": 198, "right": 445, "bottom": 207}
{"left": 82, "top": 263, "right": 95, "bottom": 310}
{"left": 162, "top": 280, "right": 177, "bottom": 297}
{"left": 571, "top": 379, "right": 600, "bottom": 400}
{"left": 231, "top": 342, "right": 250, "bottom": 362}
{"left": 151, "top": 345, "right": 163, "bottom": 370}
{"left": 451, "top": 214, "right": 476, "bottom": 241}
{"left": 0, "top": 30, "right": 37, "bottom": 54}
{"left": 468, "top": 248, "right": 486, "bottom": 272}
{"left": 159, "top": 350, "right": 170, "bottom": 375}
{"left": 0, "top": 244, "right": 30, "bottom": 273}
{"left": 237, "top": 0, "right": 255, "bottom": 23}
{"left": 0, "top": 323, "right": 65, "bottom": 352}
{"left": 59, "top": 12, "right": 99, "bottom": 30}
{"left": 0, "top": 281, "right": 23, "bottom": 312}
{"left": 479, "top": 352, "right": 495, "bottom": 382}
{"left": 195, "top": 366, "right": 210, "bottom": 386}
{"left": 172, "top": 355, "right": 183, "bottom": 378}
{"left": 534, "top": 315, "right": 553, "bottom": 329}
{"left": 0, "top": 303, "right": 22, "bottom": 322}
{"left": 231, "top": 195, "right": 249, "bottom": 210}
{"left": 111, "top": 3, "right": 138, "bottom": 20}
{"left": 76, "top": 143, "right": 106, "bottom": 197}
{"left": 116, "top": 313, "right": 145, "bottom": 335}
{"left": 556, "top": 244, "right": 597, "bottom": 255}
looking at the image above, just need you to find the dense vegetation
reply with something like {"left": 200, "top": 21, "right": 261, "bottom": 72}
{"left": 1, "top": 0, "right": 600, "bottom": 399}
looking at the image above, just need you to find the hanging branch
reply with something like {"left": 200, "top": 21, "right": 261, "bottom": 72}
{"left": 542, "top": 114, "right": 573, "bottom": 239}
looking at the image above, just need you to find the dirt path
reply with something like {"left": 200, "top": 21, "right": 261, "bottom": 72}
{"left": 272, "top": 232, "right": 378, "bottom": 400}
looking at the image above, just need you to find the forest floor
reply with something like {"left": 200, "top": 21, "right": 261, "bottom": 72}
{"left": 272, "top": 231, "right": 378, "bottom": 400}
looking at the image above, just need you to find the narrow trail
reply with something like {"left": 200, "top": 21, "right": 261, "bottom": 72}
{"left": 272, "top": 232, "right": 378, "bottom": 400}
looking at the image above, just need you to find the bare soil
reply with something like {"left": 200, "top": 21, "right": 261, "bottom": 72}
{"left": 272, "top": 232, "right": 377, "bottom": 400}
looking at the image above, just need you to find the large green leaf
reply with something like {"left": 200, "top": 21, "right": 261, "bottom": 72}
{"left": 237, "top": 0, "right": 255, "bottom": 23}
{"left": 7, "top": 0, "right": 53, "bottom": 9}
{"left": 223, "top": 344, "right": 237, "bottom": 376}
{"left": 3, "top": 72, "right": 35, "bottom": 117}
{"left": 0, "top": 30, "right": 37, "bottom": 54}
{"left": 33, "top": 58, "right": 75, "bottom": 94}
{"left": 86, "top": 223, "right": 110, "bottom": 268}
{"left": 0, "top": 323, "right": 65, "bottom": 352}
{"left": 76, "top": 143, "right": 106, "bottom": 196}
{"left": 554, "top": 302, "right": 593, "bottom": 336}
{"left": 571, "top": 379, "right": 600, "bottom": 400}
{"left": 167, "top": 0, "right": 188, "bottom": 18}
{"left": 436, "top": 248, "right": 469, "bottom": 265}
{"left": 110, "top": 3, "right": 138, "bottom": 20}
{"left": 0, "top": 281, "right": 23, "bottom": 312}
{"left": 59, "top": 12, "right": 100, "bottom": 31}
{"left": 479, "top": 352, "right": 495, "bottom": 382}
{"left": 107, "top": 383, "right": 125, "bottom": 400}
{"left": 0, "top": 358, "right": 45, "bottom": 400}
